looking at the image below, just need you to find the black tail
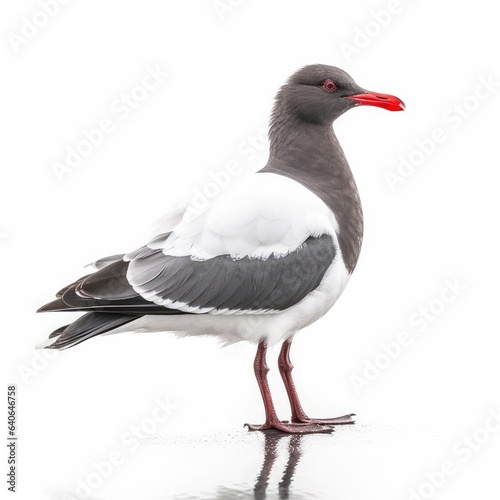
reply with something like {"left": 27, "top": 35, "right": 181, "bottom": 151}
{"left": 42, "top": 312, "right": 140, "bottom": 350}
{"left": 38, "top": 250, "right": 184, "bottom": 350}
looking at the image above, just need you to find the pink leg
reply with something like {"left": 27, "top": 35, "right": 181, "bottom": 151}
{"left": 278, "top": 339, "right": 355, "bottom": 425}
{"left": 245, "top": 341, "right": 333, "bottom": 434}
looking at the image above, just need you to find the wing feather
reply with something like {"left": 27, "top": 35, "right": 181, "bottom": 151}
{"left": 39, "top": 173, "right": 340, "bottom": 318}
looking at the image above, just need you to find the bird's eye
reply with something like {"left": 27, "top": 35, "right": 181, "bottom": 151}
{"left": 322, "top": 80, "right": 337, "bottom": 92}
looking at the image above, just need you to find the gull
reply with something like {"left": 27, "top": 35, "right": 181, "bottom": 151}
{"left": 38, "top": 65, "right": 404, "bottom": 434}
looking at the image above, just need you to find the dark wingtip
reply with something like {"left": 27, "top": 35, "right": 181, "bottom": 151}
{"left": 37, "top": 298, "right": 66, "bottom": 313}
{"left": 48, "top": 325, "right": 69, "bottom": 339}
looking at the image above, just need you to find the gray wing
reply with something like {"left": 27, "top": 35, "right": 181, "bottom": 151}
{"left": 127, "top": 234, "right": 336, "bottom": 313}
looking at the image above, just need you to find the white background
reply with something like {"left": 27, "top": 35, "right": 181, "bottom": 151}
{"left": 2, "top": 1, "right": 499, "bottom": 499}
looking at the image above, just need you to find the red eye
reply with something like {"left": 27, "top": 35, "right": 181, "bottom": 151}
{"left": 322, "top": 80, "right": 337, "bottom": 92}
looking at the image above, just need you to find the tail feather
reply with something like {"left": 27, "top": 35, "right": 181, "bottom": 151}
{"left": 37, "top": 250, "right": 179, "bottom": 350}
{"left": 49, "top": 324, "right": 70, "bottom": 339}
{"left": 43, "top": 313, "right": 140, "bottom": 350}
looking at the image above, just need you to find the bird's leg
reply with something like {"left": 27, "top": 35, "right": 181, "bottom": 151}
{"left": 246, "top": 341, "right": 280, "bottom": 429}
{"left": 278, "top": 339, "right": 309, "bottom": 422}
{"left": 245, "top": 341, "right": 333, "bottom": 434}
{"left": 278, "top": 338, "right": 355, "bottom": 425}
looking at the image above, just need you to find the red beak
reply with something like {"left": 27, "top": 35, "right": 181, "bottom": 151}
{"left": 348, "top": 91, "right": 405, "bottom": 112}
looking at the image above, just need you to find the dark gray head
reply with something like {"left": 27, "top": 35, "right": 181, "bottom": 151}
{"left": 272, "top": 64, "right": 405, "bottom": 125}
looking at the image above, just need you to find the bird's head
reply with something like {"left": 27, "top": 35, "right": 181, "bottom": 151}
{"left": 274, "top": 64, "right": 405, "bottom": 125}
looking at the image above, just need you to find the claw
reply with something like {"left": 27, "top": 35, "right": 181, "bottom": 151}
{"left": 291, "top": 413, "right": 356, "bottom": 425}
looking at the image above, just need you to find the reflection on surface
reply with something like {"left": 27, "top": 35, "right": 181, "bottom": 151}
{"left": 197, "top": 432, "right": 314, "bottom": 500}
{"left": 50, "top": 425, "right": 440, "bottom": 499}
{"left": 253, "top": 432, "right": 302, "bottom": 499}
